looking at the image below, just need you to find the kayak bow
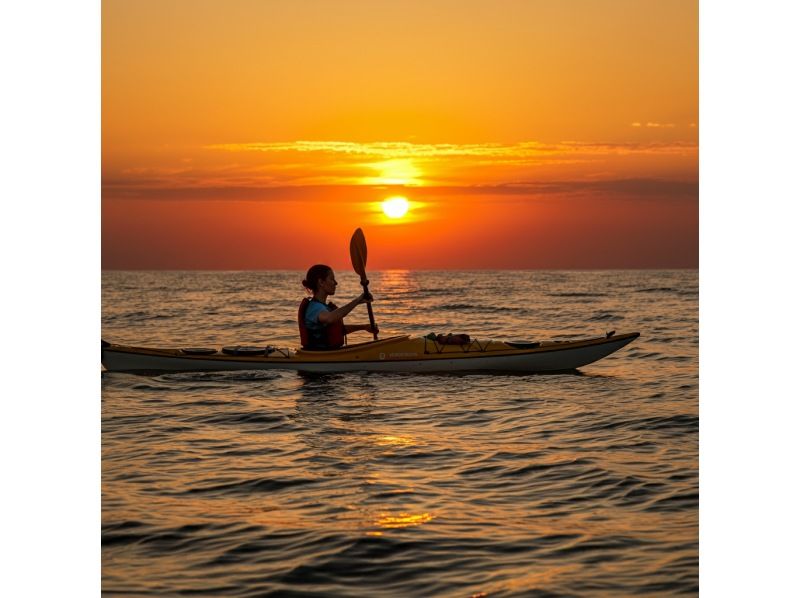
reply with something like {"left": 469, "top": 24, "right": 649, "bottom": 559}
{"left": 101, "top": 332, "right": 640, "bottom": 374}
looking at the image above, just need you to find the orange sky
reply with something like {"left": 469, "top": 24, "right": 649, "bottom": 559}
{"left": 102, "top": 0, "right": 698, "bottom": 269}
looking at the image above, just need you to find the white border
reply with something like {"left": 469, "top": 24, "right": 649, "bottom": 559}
{"left": 701, "top": 0, "right": 800, "bottom": 595}
{"left": 3, "top": 1, "right": 100, "bottom": 595}
{"left": 6, "top": 0, "right": 800, "bottom": 594}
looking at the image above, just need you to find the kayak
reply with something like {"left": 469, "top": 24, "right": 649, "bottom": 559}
{"left": 101, "top": 331, "right": 640, "bottom": 374}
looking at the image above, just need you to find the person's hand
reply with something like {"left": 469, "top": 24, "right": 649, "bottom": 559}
{"left": 357, "top": 292, "right": 373, "bottom": 304}
{"left": 366, "top": 324, "right": 379, "bottom": 334}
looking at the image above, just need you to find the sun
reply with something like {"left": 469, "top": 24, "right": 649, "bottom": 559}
{"left": 382, "top": 196, "right": 410, "bottom": 219}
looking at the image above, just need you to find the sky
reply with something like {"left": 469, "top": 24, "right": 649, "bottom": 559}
{"left": 102, "top": 0, "right": 698, "bottom": 269}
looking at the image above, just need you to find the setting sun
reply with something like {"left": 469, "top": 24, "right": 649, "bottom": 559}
{"left": 382, "top": 196, "right": 410, "bottom": 219}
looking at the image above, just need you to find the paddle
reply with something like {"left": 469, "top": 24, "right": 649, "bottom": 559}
{"left": 349, "top": 228, "right": 379, "bottom": 340}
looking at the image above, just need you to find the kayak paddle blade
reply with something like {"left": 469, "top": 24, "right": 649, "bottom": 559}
{"left": 349, "top": 228, "right": 368, "bottom": 280}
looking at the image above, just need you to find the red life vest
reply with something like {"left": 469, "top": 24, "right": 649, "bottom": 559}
{"left": 298, "top": 297, "right": 346, "bottom": 349}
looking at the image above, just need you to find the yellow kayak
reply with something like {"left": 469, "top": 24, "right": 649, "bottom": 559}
{"left": 101, "top": 331, "right": 640, "bottom": 374}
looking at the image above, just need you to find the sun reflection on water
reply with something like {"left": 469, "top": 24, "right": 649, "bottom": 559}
{"left": 373, "top": 434, "right": 416, "bottom": 447}
{"left": 376, "top": 511, "right": 436, "bottom": 529}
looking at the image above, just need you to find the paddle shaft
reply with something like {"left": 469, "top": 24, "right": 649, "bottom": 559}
{"left": 360, "top": 278, "right": 378, "bottom": 340}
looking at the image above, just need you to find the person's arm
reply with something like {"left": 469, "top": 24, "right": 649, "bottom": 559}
{"left": 317, "top": 293, "right": 372, "bottom": 325}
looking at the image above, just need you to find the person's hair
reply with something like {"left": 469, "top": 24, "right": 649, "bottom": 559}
{"left": 302, "top": 264, "right": 333, "bottom": 293}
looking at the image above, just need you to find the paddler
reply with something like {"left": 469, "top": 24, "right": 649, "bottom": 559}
{"left": 298, "top": 264, "right": 377, "bottom": 350}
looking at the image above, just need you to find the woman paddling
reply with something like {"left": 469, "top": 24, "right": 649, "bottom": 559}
{"left": 298, "top": 264, "right": 377, "bottom": 350}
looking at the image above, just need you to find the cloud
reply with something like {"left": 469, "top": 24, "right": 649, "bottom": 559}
{"left": 630, "top": 122, "right": 677, "bottom": 128}
{"left": 102, "top": 178, "right": 697, "bottom": 204}
{"left": 420, "top": 178, "right": 698, "bottom": 200}
{"left": 206, "top": 139, "right": 694, "bottom": 158}
{"left": 104, "top": 139, "right": 698, "bottom": 200}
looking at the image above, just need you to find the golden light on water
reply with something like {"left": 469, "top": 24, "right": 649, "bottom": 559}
{"left": 375, "top": 512, "right": 435, "bottom": 529}
{"left": 374, "top": 434, "right": 416, "bottom": 446}
{"left": 382, "top": 196, "right": 410, "bottom": 219}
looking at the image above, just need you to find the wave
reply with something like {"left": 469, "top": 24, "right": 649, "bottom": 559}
{"left": 437, "top": 303, "right": 524, "bottom": 313}
{"left": 587, "top": 312, "right": 623, "bottom": 321}
{"left": 185, "top": 411, "right": 289, "bottom": 427}
{"left": 547, "top": 292, "right": 607, "bottom": 298}
{"left": 175, "top": 476, "right": 318, "bottom": 496}
{"left": 577, "top": 413, "right": 698, "bottom": 435}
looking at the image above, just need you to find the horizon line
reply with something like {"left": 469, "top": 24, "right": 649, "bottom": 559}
{"left": 101, "top": 267, "right": 699, "bottom": 272}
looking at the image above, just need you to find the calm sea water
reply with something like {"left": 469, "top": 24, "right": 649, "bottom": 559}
{"left": 102, "top": 270, "right": 698, "bottom": 596}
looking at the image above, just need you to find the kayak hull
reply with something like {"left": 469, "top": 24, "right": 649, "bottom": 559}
{"left": 101, "top": 332, "right": 640, "bottom": 374}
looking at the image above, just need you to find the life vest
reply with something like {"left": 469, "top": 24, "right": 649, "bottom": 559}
{"left": 298, "top": 297, "right": 346, "bottom": 349}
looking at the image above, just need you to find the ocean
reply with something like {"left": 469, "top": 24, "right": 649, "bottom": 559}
{"left": 102, "top": 270, "right": 698, "bottom": 596}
